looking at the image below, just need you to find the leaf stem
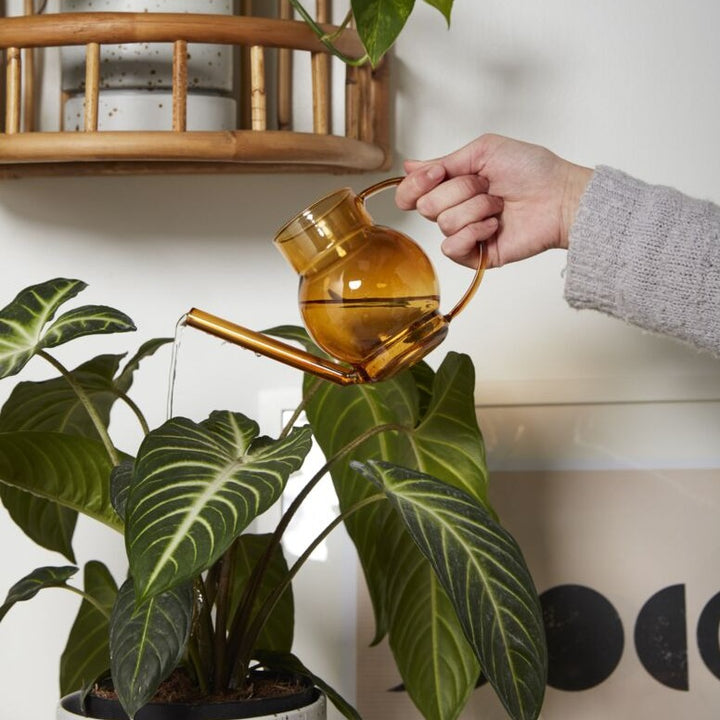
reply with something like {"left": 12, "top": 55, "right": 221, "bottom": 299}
{"left": 63, "top": 585, "right": 112, "bottom": 620}
{"left": 228, "top": 421, "right": 404, "bottom": 683}
{"left": 236, "top": 492, "right": 386, "bottom": 673}
{"left": 288, "top": 0, "right": 369, "bottom": 66}
{"left": 37, "top": 350, "right": 119, "bottom": 466}
{"left": 114, "top": 390, "right": 150, "bottom": 436}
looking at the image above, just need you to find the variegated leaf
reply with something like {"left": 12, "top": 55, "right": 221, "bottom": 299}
{"left": 0, "top": 565, "right": 78, "bottom": 622}
{"left": 110, "top": 577, "right": 193, "bottom": 719}
{"left": 126, "top": 411, "right": 313, "bottom": 601}
{"left": 60, "top": 561, "right": 118, "bottom": 695}
{"left": 306, "top": 351, "right": 489, "bottom": 720}
{"left": 0, "top": 278, "right": 86, "bottom": 379}
{"left": 41, "top": 305, "right": 135, "bottom": 350}
{"left": 357, "top": 460, "right": 547, "bottom": 720}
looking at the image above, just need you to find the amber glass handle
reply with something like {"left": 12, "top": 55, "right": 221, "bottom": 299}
{"left": 357, "top": 175, "right": 486, "bottom": 322}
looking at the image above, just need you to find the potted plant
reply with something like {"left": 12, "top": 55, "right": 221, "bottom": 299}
{"left": 0, "top": 278, "right": 546, "bottom": 720}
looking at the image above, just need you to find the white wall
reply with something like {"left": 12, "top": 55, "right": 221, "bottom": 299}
{"left": 1, "top": 0, "right": 720, "bottom": 718}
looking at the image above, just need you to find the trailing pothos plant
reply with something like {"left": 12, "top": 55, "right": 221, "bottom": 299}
{"left": 0, "top": 278, "right": 547, "bottom": 720}
{"left": 291, "top": 0, "right": 456, "bottom": 67}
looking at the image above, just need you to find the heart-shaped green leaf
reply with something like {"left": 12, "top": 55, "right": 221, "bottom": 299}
{"left": 0, "top": 565, "right": 78, "bottom": 622}
{"left": 352, "top": 0, "right": 416, "bottom": 66}
{"left": 306, "top": 352, "right": 507, "bottom": 719}
{"left": 126, "top": 411, "right": 313, "bottom": 601}
{"left": 0, "top": 354, "right": 124, "bottom": 439}
{"left": 60, "top": 561, "right": 118, "bottom": 695}
{"left": 110, "top": 577, "right": 194, "bottom": 719}
{"left": 357, "top": 461, "right": 547, "bottom": 720}
{"left": 0, "top": 432, "right": 122, "bottom": 531}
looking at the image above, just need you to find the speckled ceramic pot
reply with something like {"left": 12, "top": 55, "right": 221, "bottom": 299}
{"left": 59, "top": 0, "right": 234, "bottom": 93}
{"left": 58, "top": 0, "right": 236, "bottom": 131}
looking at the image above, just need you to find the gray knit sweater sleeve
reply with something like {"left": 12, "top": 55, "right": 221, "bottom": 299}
{"left": 564, "top": 166, "right": 720, "bottom": 355}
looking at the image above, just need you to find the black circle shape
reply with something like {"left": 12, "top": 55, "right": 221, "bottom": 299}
{"left": 634, "top": 584, "right": 688, "bottom": 690}
{"left": 698, "top": 589, "right": 720, "bottom": 680}
{"left": 541, "top": 584, "right": 624, "bottom": 691}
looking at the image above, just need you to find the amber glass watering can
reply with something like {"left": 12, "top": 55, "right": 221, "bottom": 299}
{"left": 186, "top": 177, "right": 486, "bottom": 385}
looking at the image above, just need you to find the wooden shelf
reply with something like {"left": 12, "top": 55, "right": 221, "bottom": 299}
{"left": 0, "top": 11, "right": 391, "bottom": 177}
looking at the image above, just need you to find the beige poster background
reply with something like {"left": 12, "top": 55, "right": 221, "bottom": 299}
{"left": 356, "top": 466, "right": 720, "bottom": 719}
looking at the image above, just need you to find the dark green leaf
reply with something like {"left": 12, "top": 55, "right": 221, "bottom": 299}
{"left": 307, "top": 353, "right": 495, "bottom": 719}
{"left": 0, "top": 278, "right": 86, "bottom": 379}
{"left": 0, "top": 354, "right": 124, "bottom": 439}
{"left": 357, "top": 461, "right": 547, "bottom": 720}
{"left": 115, "top": 337, "right": 173, "bottom": 394}
{"left": 0, "top": 565, "right": 77, "bottom": 622}
{"left": 126, "top": 412, "right": 313, "bottom": 601}
{"left": 41, "top": 305, "right": 135, "bottom": 350}
{"left": 253, "top": 650, "right": 361, "bottom": 720}
{"left": 0, "top": 484, "right": 77, "bottom": 561}
{"left": 0, "top": 432, "right": 123, "bottom": 531}
{"left": 60, "top": 561, "right": 118, "bottom": 695}
{"left": 229, "top": 534, "right": 294, "bottom": 654}
{"left": 404, "top": 352, "right": 489, "bottom": 505}
{"left": 352, "top": 0, "right": 416, "bottom": 66}
{"left": 110, "top": 461, "right": 134, "bottom": 519}
{"left": 110, "top": 577, "right": 193, "bottom": 719}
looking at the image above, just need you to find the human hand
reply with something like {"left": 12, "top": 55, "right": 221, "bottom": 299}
{"left": 395, "top": 134, "right": 593, "bottom": 269}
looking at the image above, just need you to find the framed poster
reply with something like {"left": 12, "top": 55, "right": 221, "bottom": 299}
{"left": 356, "top": 396, "right": 720, "bottom": 719}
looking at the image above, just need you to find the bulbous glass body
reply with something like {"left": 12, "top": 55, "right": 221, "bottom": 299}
{"left": 275, "top": 187, "right": 446, "bottom": 378}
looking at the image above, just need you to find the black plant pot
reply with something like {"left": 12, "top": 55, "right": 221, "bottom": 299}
{"left": 57, "top": 672, "right": 325, "bottom": 720}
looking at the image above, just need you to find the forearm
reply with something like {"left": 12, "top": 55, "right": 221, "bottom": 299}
{"left": 564, "top": 166, "right": 720, "bottom": 355}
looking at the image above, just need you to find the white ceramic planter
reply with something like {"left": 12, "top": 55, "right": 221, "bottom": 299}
{"left": 57, "top": 691, "right": 328, "bottom": 720}
{"left": 60, "top": 0, "right": 234, "bottom": 92}
{"left": 63, "top": 90, "right": 236, "bottom": 131}
{"left": 59, "top": 0, "right": 236, "bottom": 131}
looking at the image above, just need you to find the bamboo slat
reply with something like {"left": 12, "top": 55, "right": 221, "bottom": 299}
{"left": 370, "top": 58, "right": 391, "bottom": 169}
{"left": 83, "top": 42, "right": 99, "bottom": 131}
{"left": 277, "top": 0, "right": 292, "bottom": 130}
{"left": 357, "top": 62, "right": 371, "bottom": 142}
{"left": 0, "top": 14, "right": 366, "bottom": 59}
{"left": 250, "top": 45, "right": 266, "bottom": 131}
{"left": 5, "top": 46, "right": 20, "bottom": 134}
{"left": 311, "top": 0, "right": 329, "bottom": 134}
{"left": 345, "top": 64, "right": 359, "bottom": 140}
{"left": 0, "top": 130, "right": 385, "bottom": 167}
{"left": 172, "top": 39, "right": 187, "bottom": 132}
{"left": 22, "top": 0, "right": 34, "bottom": 132}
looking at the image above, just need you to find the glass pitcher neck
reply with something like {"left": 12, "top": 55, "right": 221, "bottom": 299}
{"left": 274, "top": 188, "right": 372, "bottom": 275}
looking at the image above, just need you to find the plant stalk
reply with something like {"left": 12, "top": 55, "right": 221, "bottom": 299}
{"left": 226, "top": 420, "right": 403, "bottom": 682}
{"left": 288, "top": 0, "right": 369, "bottom": 66}
{"left": 37, "top": 350, "right": 120, "bottom": 466}
{"left": 231, "top": 492, "right": 386, "bottom": 681}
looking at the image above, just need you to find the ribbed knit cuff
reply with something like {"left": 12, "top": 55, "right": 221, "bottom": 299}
{"left": 564, "top": 166, "right": 720, "bottom": 355}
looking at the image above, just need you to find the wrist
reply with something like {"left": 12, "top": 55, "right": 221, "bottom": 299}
{"left": 559, "top": 164, "right": 593, "bottom": 249}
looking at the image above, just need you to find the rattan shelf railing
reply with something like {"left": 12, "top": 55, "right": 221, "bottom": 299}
{"left": 0, "top": 9, "right": 391, "bottom": 177}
